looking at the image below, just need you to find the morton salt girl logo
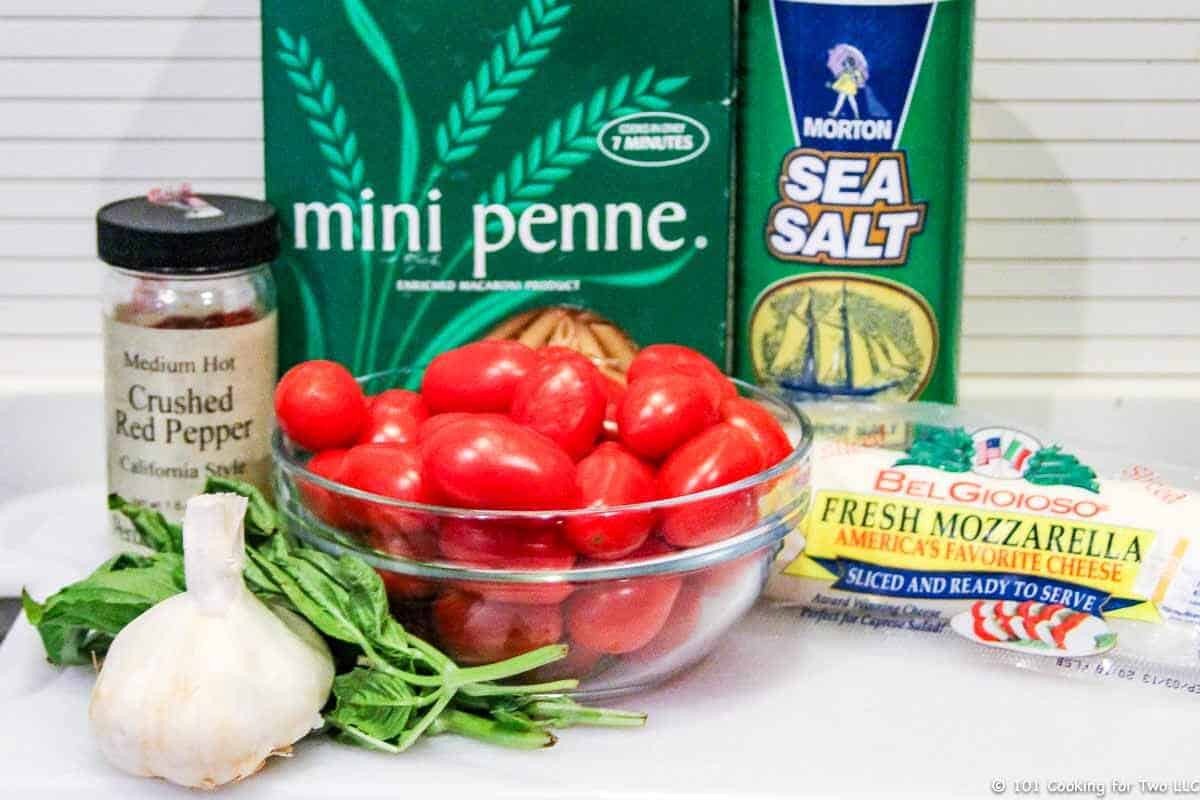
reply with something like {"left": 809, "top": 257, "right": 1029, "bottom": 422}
{"left": 748, "top": 0, "right": 942, "bottom": 404}
{"left": 765, "top": 2, "right": 932, "bottom": 265}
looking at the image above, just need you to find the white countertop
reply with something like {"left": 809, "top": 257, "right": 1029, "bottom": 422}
{"left": 2, "top": 392, "right": 1198, "bottom": 799}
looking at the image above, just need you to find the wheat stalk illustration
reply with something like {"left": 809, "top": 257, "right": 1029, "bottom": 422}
{"left": 276, "top": 29, "right": 368, "bottom": 210}
{"left": 479, "top": 68, "right": 688, "bottom": 213}
{"left": 426, "top": 0, "right": 573, "bottom": 196}
{"left": 364, "top": 0, "right": 573, "bottom": 368}
{"left": 385, "top": 69, "right": 690, "bottom": 371}
{"left": 277, "top": 28, "right": 375, "bottom": 373}
{"left": 342, "top": 0, "right": 419, "bottom": 209}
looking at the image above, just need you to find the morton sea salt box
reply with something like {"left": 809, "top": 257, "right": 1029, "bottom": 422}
{"left": 261, "top": 0, "right": 736, "bottom": 380}
{"left": 736, "top": 0, "right": 974, "bottom": 403}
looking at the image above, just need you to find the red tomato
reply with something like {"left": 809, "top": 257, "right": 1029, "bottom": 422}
{"left": 299, "top": 449, "right": 355, "bottom": 529}
{"left": 356, "top": 389, "right": 429, "bottom": 446}
{"left": 433, "top": 590, "right": 563, "bottom": 665}
{"left": 420, "top": 340, "right": 536, "bottom": 413}
{"left": 417, "top": 412, "right": 509, "bottom": 453}
{"left": 532, "top": 346, "right": 626, "bottom": 441}
{"left": 720, "top": 397, "right": 793, "bottom": 468}
{"left": 339, "top": 444, "right": 437, "bottom": 552}
{"left": 624, "top": 537, "right": 677, "bottom": 560}
{"left": 422, "top": 417, "right": 581, "bottom": 510}
{"left": 566, "top": 576, "right": 682, "bottom": 654}
{"left": 617, "top": 372, "right": 720, "bottom": 460}
{"left": 600, "top": 375, "right": 626, "bottom": 440}
{"left": 438, "top": 518, "right": 576, "bottom": 605}
{"left": 274, "top": 360, "right": 367, "bottom": 451}
{"left": 439, "top": 518, "right": 576, "bottom": 569}
{"left": 510, "top": 357, "right": 607, "bottom": 460}
{"left": 565, "top": 442, "right": 658, "bottom": 559}
{"left": 365, "top": 528, "right": 436, "bottom": 600}
{"left": 658, "top": 424, "right": 765, "bottom": 547}
{"left": 627, "top": 344, "right": 737, "bottom": 407}
{"left": 535, "top": 345, "right": 597, "bottom": 369}
{"left": 630, "top": 583, "right": 705, "bottom": 662}
{"left": 661, "top": 492, "right": 760, "bottom": 549}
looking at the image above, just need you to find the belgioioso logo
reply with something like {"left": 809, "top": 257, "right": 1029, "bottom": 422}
{"left": 598, "top": 112, "right": 710, "bottom": 168}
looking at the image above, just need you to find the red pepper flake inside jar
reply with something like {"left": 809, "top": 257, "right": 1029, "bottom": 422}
{"left": 98, "top": 189, "right": 280, "bottom": 541}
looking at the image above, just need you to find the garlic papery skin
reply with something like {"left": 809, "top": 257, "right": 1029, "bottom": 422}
{"left": 89, "top": 494, "right": 335, "bottom": 789}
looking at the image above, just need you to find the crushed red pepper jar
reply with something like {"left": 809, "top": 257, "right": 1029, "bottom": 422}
{"left": 98, "top": 189, "right": 280, "bottom": 539}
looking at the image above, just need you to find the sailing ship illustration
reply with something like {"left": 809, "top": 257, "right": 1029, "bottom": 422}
{"left": 771, "top": 282, "right": 917, "bottom": 398}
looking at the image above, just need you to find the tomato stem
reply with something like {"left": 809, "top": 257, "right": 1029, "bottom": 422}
{"left": 524, "top": 698, "right": 647, "bottom": 728}
{"left": 459, "top": 678, "right": 578, "bottom": 697}
{"left": 394, "top": 688, "right": 457, "bottom": 752}
{"left": 448, "top": 644, "right": 569, "bottom": 687}
{"left": 429, "top": 709, "right": 556, "bottom": 749}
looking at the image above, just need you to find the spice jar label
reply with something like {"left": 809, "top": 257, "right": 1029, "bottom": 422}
{"left": 104, "top": 313, "right": 278, "bottom": 535}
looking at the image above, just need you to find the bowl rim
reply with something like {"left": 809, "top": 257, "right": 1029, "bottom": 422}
{"left": 273, "top": 371, "right": 814, "bottom": 520}
{"left": 282, "top": 492, "right": 806, "bottom": 582}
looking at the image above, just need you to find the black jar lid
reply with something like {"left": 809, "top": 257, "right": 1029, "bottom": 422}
{"left": 97, "top": 193, "right": 280, "bottom": 274}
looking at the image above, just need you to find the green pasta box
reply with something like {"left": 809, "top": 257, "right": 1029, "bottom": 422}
{"left": 736, "top": 0, "right": 974, "bottom": 403}
{"left": 261, "top": 0, "right": 736, "bottom": 382}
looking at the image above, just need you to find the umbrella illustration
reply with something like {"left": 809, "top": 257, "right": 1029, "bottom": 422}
{"left": 826, "top": 43, "right": 888, "bottom": 119}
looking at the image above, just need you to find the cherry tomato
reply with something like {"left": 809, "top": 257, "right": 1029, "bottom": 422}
{"left": 510, "top": 356, "right": 606, "bottom": 460}
{"left": 274, "top": 360, "right": 367, "bottom": 451}
{"left": 565, "top": 442, "right": 658, "bottom": 559}
{"left": 630, "top": 583, "right": 705, "bottom": 662}
{"left": 720, "top": 397, "right": 793, "bottom": 468}
{"left": 566, "top": 576, "right": 681, "bottom": 654}
{"left": 627, "top": 344, "right": 737, "bottom": 408}
{"left": 433, "top": 590, "right": 563, "bottom": 665}
{"left": 365, "top": 528, "right": 436, "bottom": 600}
{"left": 420, "top": 340, "right": 536, "bottom": 413}
{"left": 299, "top": 449, "right": 355, "bottom": 529}
{"left": 600, "top": 375, "right": 627, "bottom": 440}
{"left": 422, "top": 417, "right": 581, "bottom": 510}
{"left": 417, "top": 412, "right": 509, "bottom": 453}
{"left": 624, "top": 537, "right": 677, "bottom": 560}
{"left": 658, "top": 424, "right": 765, "bottom": 547}
{"left": 535, "top": 345, "right": 598, "bottom": 370}
{"left": 617, "top": 372, "right": 720, "bottom": 460}
{"left": 439, "top": 518, "right": 575, "bottom": 605}
{"left": 356, "top": 389, "right": 429, "bottom": 446}
{"left": 340, "top": 444, "right": 437, "bottom": 553}
{"left": 439, "top": 518, "right": 576, "bottom": 569}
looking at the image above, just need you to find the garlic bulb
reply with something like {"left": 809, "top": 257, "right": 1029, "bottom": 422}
{"left": 89, "top": 494, "right": 335, "bottom": 789}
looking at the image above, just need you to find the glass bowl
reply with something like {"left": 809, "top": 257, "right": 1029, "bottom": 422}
{"left": 273, "top": 371, "right": 813, "bottom": 697}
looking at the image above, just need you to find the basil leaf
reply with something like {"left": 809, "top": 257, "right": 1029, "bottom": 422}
{"left": 247, "top": 539, "right": 365, "bottom": 646}
{"left": 242, "top": 553, "right": 284, "bottom": 600}
{"left": 107, "top": 494, "right": 183, "bottom": 554}
{"left": 25, "top": 553, "right": 184, "bottom": 665}
{"left": 335, "top": 555, "right": 390, "bottom": 639}
{"left": 327, "top": 667, "right": 417, "bottom": 742}
{"left": 203, "top": 477, "right": 282, "bottom": 537}
{"left": 20, "top": 589, "right": 44, "bottom": 626}
{"left": 373, "top": 617, "right": 425, "bottom": 670}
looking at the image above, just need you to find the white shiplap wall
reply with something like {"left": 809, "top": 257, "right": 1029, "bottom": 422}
{"left": 1, "top": 1, "right": 1198, "bottom": 397}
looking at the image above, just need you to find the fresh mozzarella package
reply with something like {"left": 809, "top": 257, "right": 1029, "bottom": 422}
{"left": 770, "top": 403, "right": 1200, "bottom": 693}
